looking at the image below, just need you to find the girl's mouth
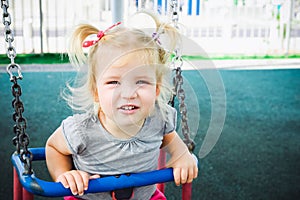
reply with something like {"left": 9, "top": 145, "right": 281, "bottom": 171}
{"left": 119, "top": 105, "right": 139, "bottom": 111}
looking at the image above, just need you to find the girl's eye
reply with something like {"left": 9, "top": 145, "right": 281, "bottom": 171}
{"left": 136, "top": 80, "right": 150, "bottom": 85}
{"left": 106, "top": 81, "right": 120, "bottom": 85}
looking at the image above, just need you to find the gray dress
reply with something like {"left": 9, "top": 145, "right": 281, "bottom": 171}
{"left": 61, "top": 105, "right": 177, "bottom": 199}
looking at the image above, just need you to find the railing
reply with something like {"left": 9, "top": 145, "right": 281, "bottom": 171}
{"left": 1, "top": 0, "right": 299, "bottom": 56}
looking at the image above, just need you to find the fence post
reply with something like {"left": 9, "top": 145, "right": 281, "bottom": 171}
{"left": 39, "top": 0, "right": 43, "bottom": 54}
{"left": 284, "top": 0, "right": 293, "bottom": 55}
{"left": 111, "top": 0, "right": 124, "bottom": 23}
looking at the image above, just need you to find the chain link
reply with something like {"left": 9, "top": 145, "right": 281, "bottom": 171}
{"left": 169, "top": 0, "right": 195, "bottom": 152}
{"left": 170, "top": 0, "right": 179, "bottom": 28}
{"left": 1, "top": 0, "right": 16, "bottom": 64}
{"left": 1, "top": 0, "right": 32, "bottom": 174}
{"left": 171, "top": 57, "right": 195, "bottom": 152}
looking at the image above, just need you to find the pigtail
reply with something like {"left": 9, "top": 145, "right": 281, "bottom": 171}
{"left": 156, "top": 20, "right": 180, "bottom": 54}
{"left": 142, "top": 11, "right": 182, "bottom": 119}
{"left": 64, "top": 24, "right": 100, "bottom": 114}
{"left": 68, "top": 24, "right": 99, "bottom": 69}
{"left": 139, "top": 10, "right": 181, "bottom": 64}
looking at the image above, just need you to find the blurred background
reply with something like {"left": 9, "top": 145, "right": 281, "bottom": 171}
{"left": 1, "top": 0, "right": 300, "bottom": 200}
{"left": 0, "top": 0, "right": 299, "bottom": 56}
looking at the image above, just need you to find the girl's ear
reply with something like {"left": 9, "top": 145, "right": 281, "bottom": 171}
{"left": 156, "top": 84, "right": 160, "bottom": 97}
{"left": 94, "top": 89, "right": 99, "bottom": 102}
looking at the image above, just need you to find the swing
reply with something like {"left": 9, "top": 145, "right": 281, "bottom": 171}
{"left": 2, "top": 0, "right": 198, "bottom": 199}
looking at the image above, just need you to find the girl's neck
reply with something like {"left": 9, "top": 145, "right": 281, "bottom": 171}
{"left": 98, "top": 112, "right": 144, "bottom": 139}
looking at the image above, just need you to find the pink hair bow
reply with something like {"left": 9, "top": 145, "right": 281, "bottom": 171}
{"left": 82, "top": 22, "right": 121, "bottom": 47}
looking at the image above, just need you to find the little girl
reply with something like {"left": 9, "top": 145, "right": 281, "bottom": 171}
{"left": 46, "top": 12, "right": 198, "bottom": 200}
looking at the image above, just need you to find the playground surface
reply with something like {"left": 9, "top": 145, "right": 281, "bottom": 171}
{"left": 0, "top": 60, "right": 299, "bottom": 199}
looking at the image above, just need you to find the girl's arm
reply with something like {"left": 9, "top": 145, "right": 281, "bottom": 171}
{"left": 161, "top": 131, "right": 198, "bottom": 186}
{"left": 45, "top": 126, "right": 99, "bottom": 196}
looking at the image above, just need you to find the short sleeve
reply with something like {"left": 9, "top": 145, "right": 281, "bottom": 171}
{"left": 61, "top": 114, "right": 87, "bottom": 155}
{"left": 164, "top": 105, "right": 177, "bottom": 134}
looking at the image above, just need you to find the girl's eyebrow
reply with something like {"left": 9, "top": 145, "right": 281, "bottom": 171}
{"left": 102, "top": 75, "right": 120, "bottom": 80}
{"left": 104, "top": 74, "right": 154, "bottom": 79}
{"left": 135, "top": 75, "right": 153, "bottom": 79}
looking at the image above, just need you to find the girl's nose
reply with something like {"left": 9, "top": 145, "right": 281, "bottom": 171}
{"left": 120, "top": 84, "right": 137, "bottom": 99}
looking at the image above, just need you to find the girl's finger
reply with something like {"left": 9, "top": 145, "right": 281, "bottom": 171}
{"left": 71, "top": 171, "right": 85, "bottom": 196}
{"left": 194, "top": 165, "right": 199, "bottom": 178}
{"left": 64, "top": 172, "right": 78, "bottom": 195}
{"left": 173, "top": 168, "right": 181, "bottom": 186}
{"left": 57, "top": 175, "right": 69, "bottom": 189}
{"left": 79, "top": 171, "right": 91, "bottom": 191}
{"left": 180, "top": 168, "right": 188, "bottom": 184}
{"left": 90, "top": 174, "right": 101, "bottom": 179}
{"left": 187, "top": 167, "right": 195, "bottom": 183}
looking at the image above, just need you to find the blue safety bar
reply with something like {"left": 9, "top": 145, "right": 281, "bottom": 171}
{"left": 12, "top": 147, "right": 189, "bottom": 197}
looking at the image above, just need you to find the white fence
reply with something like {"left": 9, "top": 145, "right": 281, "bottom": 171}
{"left": 1, "top": 0, "right": 299, "bottom": 56}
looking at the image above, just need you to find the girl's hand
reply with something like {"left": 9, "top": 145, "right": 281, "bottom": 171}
{"left": 56, "top": 170, "right": 100, "bottom": 196}
{"left": 167, "top": 150, "right": 198, "bottom": 186}
{"left": 162, "top": 131, "right": 198, "bottom": 186}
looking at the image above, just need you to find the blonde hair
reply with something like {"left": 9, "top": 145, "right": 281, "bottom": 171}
{"left": 64, "top": 11, "right": 180, "bottom": 118}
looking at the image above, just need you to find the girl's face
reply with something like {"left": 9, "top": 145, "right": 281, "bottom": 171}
{"left": 95, "top": 52, "right": 160, "bottom": 136}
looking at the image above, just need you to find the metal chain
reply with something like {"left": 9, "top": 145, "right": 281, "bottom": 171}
{"left": 1, "top": 0, "right": 33, "bottom": 174}
{"left": 169, "top": 0, "right": 195, "bottom": 152}
{"left": 170, "top": 0, "right": 179, "bottom": 28}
